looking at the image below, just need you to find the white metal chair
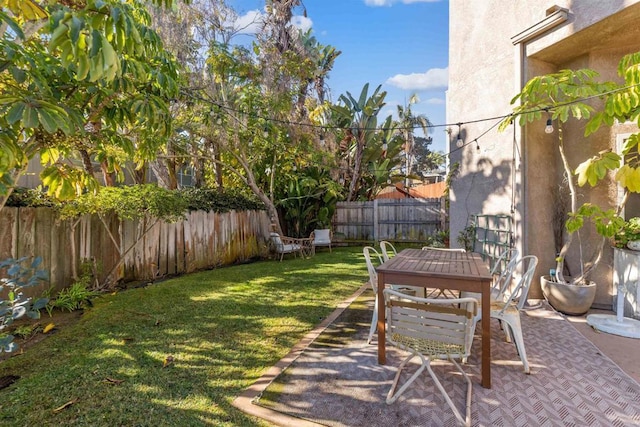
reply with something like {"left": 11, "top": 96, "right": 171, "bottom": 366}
{"left": 384, "top": 288, "right": 477, "bottom": 427}
{"left": 310, "top": 229, "right": 332, "bottom": 253}
{"left": 478, "top": 255, "right": 538, "bottom": 374}
{"left": 380, "top": 241, "right": 425, "bottom": 297}
{"left": 379, "top": 240, "right": 397, "bottom": 262}
{"left": 363, "top": 246, "right": 418, "bottom": 344}
{"left": 462, "top": 248, "right": 520, "bottom": 304}
{"left": 363, "top": 246, "right": 384, "bottom": 344}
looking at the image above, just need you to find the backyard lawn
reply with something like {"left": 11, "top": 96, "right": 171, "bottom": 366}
{"left": 0, "top": 247, "right": 368, "bottom": 426}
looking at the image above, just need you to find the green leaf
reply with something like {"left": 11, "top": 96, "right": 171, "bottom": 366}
{"left": 48, "top": 23, "right": 68, "bottom": 52}
{"left": 6, "top": 102, "right": 25, "bottom": 125}
{"left": 69, "top": 16, "right": 83, "bottom": 44}
{"left": 9, "top": 66, "right": 26, "bottom": 83}
{"left": 22, "top": 106, "right": 39, "bottom": 129}
{"left": 76, "top": 53, "right": 90, "bottom": 80}
{"left": 37, "top": 108, "right": 58, "bottom": 133}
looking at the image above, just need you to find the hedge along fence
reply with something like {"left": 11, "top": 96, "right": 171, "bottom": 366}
{"left": 0, "top": 207, "right": 272, "bottom": 297}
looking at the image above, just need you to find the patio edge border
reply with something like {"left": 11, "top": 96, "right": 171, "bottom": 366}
{"left": 232, "top": 282, "right": 370, "bottom": 427}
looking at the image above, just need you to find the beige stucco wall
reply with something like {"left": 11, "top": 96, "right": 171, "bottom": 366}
{"left": 448, "top": 1, "right": 640, "bottom": 307}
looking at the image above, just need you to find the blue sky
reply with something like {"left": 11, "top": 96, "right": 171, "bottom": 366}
{"left": 228, "top": 0, "right": 450, "bottom": 153}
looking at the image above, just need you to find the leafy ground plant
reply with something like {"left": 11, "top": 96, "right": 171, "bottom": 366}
{"left": 0, "top": 247, "right": 368, "bottom": 426}
{"left": 0, "top": 257, "right": 48, "bottom": 352}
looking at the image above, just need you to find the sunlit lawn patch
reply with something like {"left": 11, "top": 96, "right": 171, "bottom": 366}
{"left": 0, "top": 247, "right": 367, "bottom": 426}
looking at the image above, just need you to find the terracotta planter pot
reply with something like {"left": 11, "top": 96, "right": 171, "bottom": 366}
{"left": 540, "top": 275, "right": 597, "bottom": 316}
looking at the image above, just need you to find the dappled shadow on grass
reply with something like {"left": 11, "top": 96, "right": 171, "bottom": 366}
{"left": 0, "top": 247, "right": 368, "bottom": 426}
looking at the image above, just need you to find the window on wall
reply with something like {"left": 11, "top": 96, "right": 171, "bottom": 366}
{"left": 616, "top": 133, "right": 640, "bottom": 220}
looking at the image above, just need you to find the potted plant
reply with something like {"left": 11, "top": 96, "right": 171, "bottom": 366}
{"left": 457, "top": 224, "right": 476, "bottom": 252}
{"left": 500, "top": 52, "right": 640, "bottom": 315}
{"left": 613, "top": 217, "right": 640, "bottom": 250}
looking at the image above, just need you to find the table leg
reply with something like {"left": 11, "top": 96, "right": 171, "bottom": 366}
{"left": 377, "top": 272, "right": 386, "bottom": 364}
{"left": 481, "top": 281, "right": 491, "bottom": 388}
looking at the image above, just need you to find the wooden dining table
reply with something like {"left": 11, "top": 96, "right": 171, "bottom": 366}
{"left": 376, "top": 248, "right": 494, "bottom": 388}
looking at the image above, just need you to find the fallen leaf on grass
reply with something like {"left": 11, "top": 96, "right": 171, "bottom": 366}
{"left": 103, "top": 377, "right": 125, "bottom": 385}
{"left": 52, "top": 397, "right": 79, "bottom": 413}
{"left": 43, "top": 323, "right": 55, "bottom": 334}
{"left": 163, "top": 355, "right": 174, "bottom": 368}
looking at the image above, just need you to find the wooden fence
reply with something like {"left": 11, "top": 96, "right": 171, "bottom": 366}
{"left": 333, "top": 198, "right": 446, "bottom": 243}
{"left": 0, "top": 207, "right": 271, "bottom": 296}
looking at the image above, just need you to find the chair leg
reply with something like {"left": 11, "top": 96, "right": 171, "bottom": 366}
{"left": 368, "top": 295, "right": 378, "bottom": 345}
{"left": 432, "top": 356, "right": 471, "bottom": 427}
{"left": 462, "top": 315, "right": 479, "bottom": 364}
{"left": 386, "top": 352, "right": 426, "bottom": 404}
{"left": 500, "top": 315, "right": 530, "bottom": 374}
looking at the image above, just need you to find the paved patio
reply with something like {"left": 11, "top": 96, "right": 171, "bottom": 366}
{"left": 233, "top": 284, "right": 640, "bottom": 426}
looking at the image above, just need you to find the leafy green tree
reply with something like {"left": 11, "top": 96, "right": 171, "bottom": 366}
{"left": 499, "top": 53, "right": 640, "bottom": 284}
{"left": 331, "top": 84, "right": 404, "bottom": 201}
{"left": 59, "top": 184, "right": 187, "bottom": 289}
{"left": 0, "top": 0, "right": 182, "bottom": 208}
{"left": 276, "top": 166, "right": 342, "bottom": 237}
{"left": 397, "top": 94, "right": 432, "bottom": 187}
{"left": 412, "top": 137, "right": 445, "bottom": 175}
{"left": 151, "top": 0, "right": 341, "bottom": 234}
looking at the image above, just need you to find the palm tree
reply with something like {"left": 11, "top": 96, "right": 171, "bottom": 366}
{"left": 397, "top": 94, "right": 433, "bottom": 189}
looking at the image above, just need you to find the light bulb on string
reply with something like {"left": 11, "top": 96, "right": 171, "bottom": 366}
{"left": 545, "top": 118, "right": 554, "bottom": 134}
{"left": 545, "top": 109, "right": 554, "bottom": 134}
{"left": 455, "top": 123, "right": 463, "bottom": 148}
{"left": 263, "top": 125, "right": 269, "bottom": 138}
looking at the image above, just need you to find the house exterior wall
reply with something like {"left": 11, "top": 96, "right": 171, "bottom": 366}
{"left": 448, "top": 1, "right": 640, "bottom": 306}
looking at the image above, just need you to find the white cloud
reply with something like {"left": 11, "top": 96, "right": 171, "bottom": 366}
{"left": 364, "top": 0, "right": 440, "bottom": 6}
{"left": 385, "top": 67, "right": 448, "bottom": 90}
{"left": 233, "top": 10, "right": 312, "bottom": 35}
{"left": 234, "top": 10, "right": 263, "bottom": 35}
{"left": 425, "top": 97, "right": 445, "bottom": 105}
{"left": 291, "top": 15, "right": 313, "bottom": 32}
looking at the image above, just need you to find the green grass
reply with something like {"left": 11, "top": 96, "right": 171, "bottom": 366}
{"left": 0, "top": 247, "right": 368, "bottom": 426}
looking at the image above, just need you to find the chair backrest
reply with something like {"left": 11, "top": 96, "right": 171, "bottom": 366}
{"left": 379, "top": 241, "right": 397, "bottom": 262}
{"left": 421, "top": 246, "right": 466, "bottom": 252}
{"left": 490, "top": 248, "right": 520, "bottom": 276}
{"left": 495, "top": 255, "right": 538, "bottom": 312}
{"left": 383, "top": 288, "right": 478, "bottom": 359}
{"left": 270, "top": 232, "right": 284, "bottom": 251}
{"left": 490, "top": 248, "right": 520, "bottom": 293}
{"left": 363, "top": 246, "right": 383, "bottom": 291}
{"left": 312, "top": 229, "right": 331, "bottom": 244}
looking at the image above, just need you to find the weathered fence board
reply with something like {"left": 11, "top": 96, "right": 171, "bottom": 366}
{"left": 0, "top": 207, "right": 271, "bottom": 295}
{"left": 334, "top": 198, "right": 445, "bottom": 243}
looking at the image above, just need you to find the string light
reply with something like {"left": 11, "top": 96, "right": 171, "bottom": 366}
{"left": 455, "top": 123, "right": 464, "bottom": 148}
{"left": 263, "top": 124, "right": 269, "bottom": 138}
{"left": 545, "top": 110, "right": 554, "bottom": 134}
{"left": 183, "top": 82, "right": 639, "bottom": 136}
{"left": 180, "top": 82, "right": 640, "bottom": 160}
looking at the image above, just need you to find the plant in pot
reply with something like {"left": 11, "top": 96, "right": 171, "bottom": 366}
{"left": 613, "top": 217, "right": 640, "bottom": 251}
{"left": 499, "top": 52, "right": 640, "bottom": 315}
